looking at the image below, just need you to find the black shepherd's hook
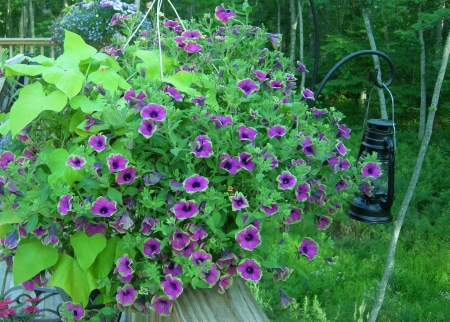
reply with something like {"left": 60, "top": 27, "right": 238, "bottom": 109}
{"left": 307, "top": 0, "right": 395, "bottom": 106}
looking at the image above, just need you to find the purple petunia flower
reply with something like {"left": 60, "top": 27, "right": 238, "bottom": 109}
{"left": 116, "top": 255, "right": 133, "bottom": 277}
{"left": 238, "top": 152, "right": 255, "bottom": 171}
{"left": 109, "top": 13, "right": 123, "bottom": 26}
{"left": 266, "top": 33, "right": 281, "bottom": 47}
{"left": 285, "top": 207, "right": 302, "bottom": 224}
{"left": 359, "top": 181, "right": 373, "bottom": 196}
{"left": 173, "top": 240, "right": 195, "bottom": 257}
{"left": 253, "top": 70, "right": 268, "bottom": 82}
{"left": 235, "top": 225, "right": 262, "bottom": 251}
{"left": 142, "top": 238, "right": 161, "bottom": 259}
{"left": 338, "top": 158, "right": 350, "bottom": 171}
{"left": 140, "top": 216, "right": 159, "bottom": 235}
{"left": 202, "top": 264, "right": 220, "bottom": 285}
{"left": 191, "top": 135, "right": 213, "bottom": 158}
{"left": 183, "top": 174, "right": 209, "bottom": 193}
{"left": 277, "top": 171, "right": 297, "bottom": 190}
{"left": 163, "top": 261, "right": 183, "bottom": 277}
{"left": 184, "top": 41, "right": 203, "bottom": 54}
{"left": 0, "top": 152, "right": 14, "bottom": 169}
{"left": 91, "top": 196, "right": 117, "bottom": 217}
{"left": 218, "top": 275, "right": 232, "bottom": 294}
{"left": 298, "top": 237, "right": 319, "bottom": 260}
{"left": 64, "top": 302, "right": 85, "bottom": 321}
{"left": 313, "top": 109, "right": 327, "bottom": 118}
{"left": 58, "top": 195, "right": 72, "bottom": 215}
{"left": 66, "top": 155, "right": 85, "bottom": 170}
{"left": 84, "top": 115, "right": 102, "bottom": 131}
{"left": 296, "top": 61, "right": 309, "bottom": 73}
{"left": 230, "top": 192, "right": 249, "bottom": 211}
{"left": 169, "top": 230, "right": 191, "bottom": 251}
{"left": 237, "top": 259, "right": 262, "bottom": 281}
{"left": 116, "top": 167, "right": 137, "bottom": 185}
{"left": 270, "top": 79, "right": 284, "bottom": 90}
{"left": 210, "top": 115, "right": 233, "bottom": 128}
{"left": 182, "top": 30, "right": 201, "bottom": 39}
{"left": 301, "top": 88, "right": 314, "bottom": 100}
{"left": 141, "top": 104, "right": 167, "bottom": 121}
{"left": 362, "top": 162, "right": 381, "bottom": 178}
{"left": 279, "top": 288, "right": 295, "bottom": 307}
{"left": 106, "top": 154, "right": 128, "bottom": 172}
{"left": 164, "top": 20, "right": 179, "bottom": 30}
{"left": 42, "top": 224, "right": 59, "bottom": 246}
{"left": 139, "top": 119, "right": 157, "bottom": 138}
{"left": 88, "top": 134, "right": 107, "bottom": 152}
{"left": 296, "top": 183, "right": 311, "bottom": 202}
{"left": 335, "top": 177, "right": 349, "bottom": 191}
{"left": 237, "top": 126, "right": 258, "bottom": 142}
{"left": 190, "top": 95, "right": 208, "bottom": 106}
{"left": 116, "top": 284, "right": 137, "bottom": 306}
{"left": 110, "top": 211, "right": 135, "bottom": 233}
{"left": 189, "top": 251, "right": 211, "bottom": 269}
{"left": 215, "top": 6, "right": 236, "bottom": 24}
{"left": 161, "top": 275, "right": 183, "bottom": 300}
{"left": 84, "top": 222, "right": 107, "bottom": 236}
{"left": 264, "top": 153, "right": 279, "bottom": 168}
{"left": 336, "top": 124, "right": 351, "bottom": 139}
{"left": 335, "top": 140, "right": 347, "bottom": 156}
{"left": 260, "top": 203, "right": 279, "bottom": 216}
{"left": 237, "top": 79, "right": 259, "bottom": 96}
{"left": 219, "top": 154, "right": 241, "bottom": 174}
{"left": 268, "top": 125, "right": 286, "bottom": 139}
{"left": 317, "top": 216, "right": 331, "bottom": 230}
{"left": 124, "top": 88, "right": 145, "bottom": 102}
{"left": 150, "top": 295, "right": 172, "bottom": 316}
{"left": 164, "top": 87, "right": 184, "bottom": 101}
{"left": 173, "top": 200, "right": 199, "bottom": 219}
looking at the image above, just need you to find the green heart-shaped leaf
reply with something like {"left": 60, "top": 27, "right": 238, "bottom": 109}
{"left": 70, "top": 232, "right": 107, "bottom": 272}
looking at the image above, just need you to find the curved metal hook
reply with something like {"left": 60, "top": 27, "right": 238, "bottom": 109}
{"left": 312, "top": 49, "right": 395, "bottom": 102}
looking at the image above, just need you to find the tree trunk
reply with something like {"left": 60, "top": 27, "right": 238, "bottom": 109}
{"left": 418, "top": 6, "right": 427, "bottom": 140}
{"left": 135, "top": 0, "right": 141, "bottom": 11}
{"left": 29, "top": 0, "right": 35, "bottom": 38}
{"left": 362, "top": 8, "right": 388, "bottom": 119}
{"left": 289, "top": 0, "right": 297, "bottom": 71}
{"left": 298, "top": 0, "right": 305, "bottom": 88}
{"left": 368, "top": 30, "right": 450, "bottom": 322}
{"left": 5, "top": 0, "right": 11, "bottom": 37}
{"left": 277, "top": 0, "right": 282, "bottom": 51}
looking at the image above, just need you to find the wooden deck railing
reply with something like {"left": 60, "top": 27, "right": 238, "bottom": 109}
{"left": 0, "top": 38, "right": 55, "bottom": 60}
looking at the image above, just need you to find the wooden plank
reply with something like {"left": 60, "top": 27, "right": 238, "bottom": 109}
{"left": 125, "top": 278, "right": 269, "bottom": 322}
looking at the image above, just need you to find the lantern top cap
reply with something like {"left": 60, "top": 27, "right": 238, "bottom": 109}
{"left": 367, "top": 119, "right": 395, "bottom": 127}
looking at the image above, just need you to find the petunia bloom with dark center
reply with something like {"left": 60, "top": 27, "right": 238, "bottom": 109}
{"left": 88, "top": 133, "right": 107, "bottom": 152}
{"left": 235, "top": 225, "right": 261, "bottom": 251}
{"left": 215, "top": 6, "right": 236, "bottom": 24}
{"left": 230, "top": 192, "right": 249, "bottom": 211}
{"left": 184, "top": 41, "right": 203, "bottom": 54}
{"left": 236, "top": 126, "right": 257, "bottom": 142}
{"left": 91, "top": 196, "right": 117, "bottom": 217}
{"left": 139, "top": 119, "right": 157, "bottom": 138}
{"left": 191, "top": 250, "right": 212, "bottom": 267}
{"left": 296, "top": 61, "right": 309, "bottom": 73}
{"left": 334, "top": 140, "right": 347, "bottom": 156}
{"left": 260, "top": 203, "right": 279, "bottom": 216}
{"left": 210, "top": 115, "right": 233, "bottom": 128}
{"left": 116, "top": 284, "right": 137, "bottom": 306}
{"left": 0, "top": 152, "right": 14, "bottom": 169}
{"left": 191, "top": 135, "right": 213, "bottom": 158}
{"left": 237, "top": 79, "right": 259, "bottom": 96}
{"left": 336, "top": 124, "right": 351, "bottom": 139}
{"left": 66, "top": 155, "right": 85, "bottom": 170}
{"left": 169, "top": 230, "right": 190, "bottom": 250}
{"left": 163, "top": 261, "right": 183, "bottom": 277}
{"left": 183, "top": 174, "right": 209, "bottom": 193}
{"left": 296, "top": 183, "right": 311, "bottom": 202}
{"left": 301, "top": 88, "right": 315, "bottom": 100}
{"left": 173, "top": 200, "right": 199, "bottom": 220}
{"left": 164, "top": 87, "right": 184, "bottom": 101}
{"left": 316, "top": 216, "right": 331, "bottom": 230}
{"left": 141, "top": 104, "right": 167, "bottom": 121}
{"left": 298, "top": 237, "right": 319, "bottom": 260}
{"left": 238, "top": 152, "right": 255, "bottom": 171}
{"left": 284, "top": 207, "right": 302, "bottom": 225}
{"left": 362, "top": 162, "right": 381, "bottom": 178}
{"left": 268, "top": 125, "right": 286, "bottom": 139}
{"left": 116, "top": 255, "right": 134, "bottom": 277}
{"left": 182, "top": 30, "right": 201, "bottom": 39}
{"left": 277, "top": 171, "right": 297, "bottom": 190}
{"left": 201, "top": 264, "right": 220, "bottom": 285}
{"left": 269, "top": 79, "right": 284, "bottom": 90}
{"left": 143, "top": 238, "right": 161, "bottom": 259}
{"left": 106, "top": 154, "right": 128, "bottom": 172}
{"left": 150, "top": 295, "right": 173, "bottom": 316}
{"left": 237, "top": 258, "right": 262, "bottom": 281}
{"left": 219, "top": 154, "right": 241, "bottom": 174}
{"left": 116, "top": 167, "right": 137, "bottom": 185}
{"left": 161, "top": 275, "right": 184, "bottom": 300}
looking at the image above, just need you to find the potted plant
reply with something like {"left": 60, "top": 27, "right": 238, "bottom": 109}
{"left": 0, "top": 2, "right": 368, "bottom": 319}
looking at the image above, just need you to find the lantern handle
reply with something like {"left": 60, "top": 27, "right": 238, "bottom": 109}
{"left": 381, "top": 137, "right": 395, "bottom": 210}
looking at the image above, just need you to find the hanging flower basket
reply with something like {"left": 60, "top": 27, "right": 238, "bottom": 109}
{"left": 0, "top": 1, "right": 364, "bottom": 320}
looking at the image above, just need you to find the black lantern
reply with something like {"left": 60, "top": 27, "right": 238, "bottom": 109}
{"left": 347, "top": 119, "right": 395, "bottom": 223}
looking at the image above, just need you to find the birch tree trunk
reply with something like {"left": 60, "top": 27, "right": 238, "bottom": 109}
{"left": 362, "top": 8, "right": 388, "bottom": 119}
{"left": 5, "top": 0, "right": 11, "bottom": 37}
{"left": 418, "top": 6, "right": 427, "bottom": 141}
{"left": 29, "top": 0, "right": 35, "bottom": 38}
{"left": 135, "top": 0, "right": 141, "bottom": 10}
{"left": 298, "top": 0, "right": 305, "bottom": 88}
{"left": 368, "top": 30, "right": 450, "bottom": 322}
{"left": 289, "top": 0, "right": 297, "bottom": 71}
{"left": 277, "top": 0, "right": 282, "bottom": 51}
